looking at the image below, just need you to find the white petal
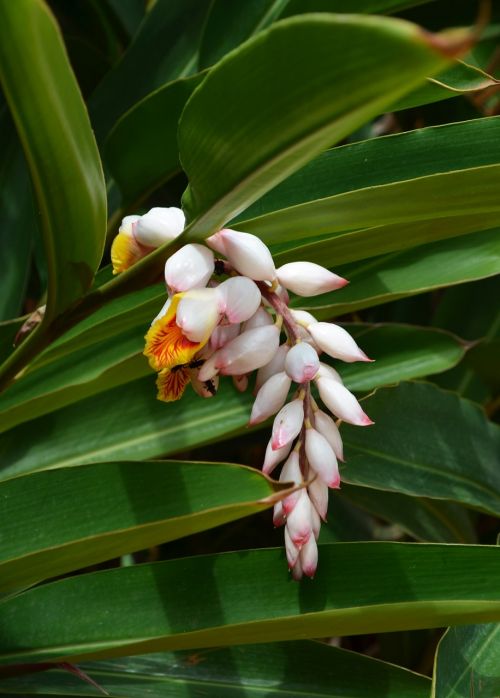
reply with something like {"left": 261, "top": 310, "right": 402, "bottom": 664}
{"left": 314, "top": 409, "right": 344, "bottom": 461}
{"left": 215, "top": 325, "right": 280, "bottom": 375}
{"left": 284, "top": 526, "right": 300, "bottom": 568}
{"left": 308, "top": 474, "right": 329, "bottom": 520}
{"left": 175, "top": 288, "right": 220, "bottom": 342}
{"left": 243, "top": 307, "right": 273, "bottom": 332}
{"left": 299, "top": 534, "right": 318, "bottom": 578}
{"left": 271, "top": 398, "right": 304, "bottom": 450}
{"left": 250, "top": 371, "right": 291, "bottom": 425}
{"left": 217, "top": 276, "right": 262, "bottom": 323}
{"left": 305, "top": 428, "right": 340, "bottom": 488}
{"left": 216, "top": 228, "right": 276, "bottom": 281}
{"left": 308, "top": 322, "right": 372, "bottom": 363}
{"left": 119, "top": 214, "right": 140, "bottom": 236}
{"left": 164, "top": 244, "right": 214, "bottom": 293}
{"left": 263, "top": 437, "right": 292, "bottom": 475}
{"left": 285, "top": 342, "right": 319, "bottom": 383}
{"left": 277, "top": 262, "right": 347, "bottom": 297}
{"left": 210, "top": 323, "right": 240, "bottom": 351}
{"left": 134, "top": 207, "right": 185, "bottom": 247}
{"left": 316, "top": 377, "right": 374, "bottom": 427}
{"left": 255, "top": 343, "right": 289, "bottom": 391}
{"left": 286, "top": 490, "right": 312, "bottom": 546}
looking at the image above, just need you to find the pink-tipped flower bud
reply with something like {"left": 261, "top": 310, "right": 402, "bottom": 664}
{"left": 262, "top": 437, "right": 292, "bottom": 475}
{"left": 316, "top": 377, "right": 373, "bottom": 427}
{"left": 310, "top": 504, "right": 322, "bottom": 539}
{"left": 291, "top": 555, "right": 303, "bottom": 581}
{"left": 198, "top": 353, "right": 219, "bottom": 382}
{"left": 175, "top": 289, "right": 220, "bottom": 343}
{"left": 277, "top": 262, "right": 348, "bottom": 297}
{"left": 215, "top": 325, "right": 280, "bottom": 375}
{"left": 316, "top": 362, "right": 343, "bottom": 384}
{"left": 164, "top": 243, "right": 214, "bottom": 293}
{"left": 210, "top": 323, "right": 240, "bottom": 351}
{"left": 308, "top": 323, "right": 372, "bottom": 363}
{"left": 284, "top": 526, "right": 300, "bottom": 569}
{"left": 243, "top": 307, "right": 273, "bottom": 331}
{"left": 135, "top": 206, "right": 185, "bottom": 247}
{"left": 300, "top": 533, "right": 318, "bottom": 578}
{"left": 190, "top": 371, "right": 219, "bottom": 399}
{"left": 286, "top": 490, "right": 313, "bottom": 547}
{"left": 208, "top": 228, "right": 276, "bottom": 281}
{"left": 273, "top": 500, "right": 286, "bottom": 527}
{"left": 233, "top": 374, "right": 248, "bottom": 392}
{"left": 216, "top": 276, "right": 262, "bottom": 323}
{"left": 279, "top": 451, "right": 302, "bottom": 514}
{"left": 290, "top": 309, "right": 318, "bottom": 328}
{"left": 250, "top": 371, "right": 291, "bottom": 425}
{"left": 308, "top": 474, "right": 329, "bottom": 520}
{"left": 285, "top": 342, "right": 320, "bottom": 383}
{"left": 271, "top": 398, "right": 304, "bottom": 450}
{"left": 305, "top": 428, "right": 340, "bottom": 488}
{"left": 255, "top": 343, "right": 289, "bottom": 391}
{"left": 314, "top": 409, "right": 344, "bottom": 461}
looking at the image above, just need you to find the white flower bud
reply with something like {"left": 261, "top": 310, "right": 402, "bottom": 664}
{"left": 308, "top": 474, "right": 329, "bottom": 520}
{"left": 308, "top": 322, "right": 372, "bottom": 363}
{"left": 300, "top": 533, "right": 318, "bottom": 578}
{"left": 291, "top": 555, "right": 303, "bottom": 580}
{"left": 210, "top": 323, "right": 240, "bottom": 351}
{"left": 263, "top": 437, "right": 292, "bottom": 475}
{"left": 279, "top": 450, "right": 303, "bottom": 514}
{"left": 164, "top": 243, "right": 214, "bottom": 293}
{"left": 316, "top": 362, "right": 343, "bottom": 384}
{"left": 314, "top": 409, "right": 344, "bottom": 461}
{"left": 249, "top": 371, "right": 291, "bottom": 425}
{"left": 316, "top": 377, "right": 373, "bottom": 427}
{"left": 119, "top": 214, "right": 140, "bottom": 236}
{"left": 277, "top": 261, "right": 348, "bottom": 297}
{"left": 255, "top": 343, "right": 289, "bottom": 391}
{"left": 285, "top": 342, "right": 320, "bottom": 383}
{"left": 310, "top": 504, "right": 322, "bottom": 539}
{"left": 215, "top": 325, "right": 280, "bottom": 375}
{"left": 273, "top": 500, "right": 286, "bottom": 527}
{"left": 290, "top": 309, "right": 317, "bottom": 328}
{"left": 175, "top": 289, "right": 220, "bottom": 343}
{"left": 208, "top": 228, "right": 276, "bottom": 281}
{"left": 243, "top": 307, "right": 273, "bottom": 332}
{"left": 197, "top": 352, "right": 218, "bottom": 382}
{"left": 204, "top": 230, "right": 227, "bottom": 255}
{"left": 135, "top": 206, "right": 185, "bottom": 247}
{"left": 305, "top": 428, "right": 340, "bottom": 488}
{"left": 286, "top": 489, "right": 313, "bottom": 546}
{"left": 190, "top": 372, "right": 219, "bottom": 399}
{"left": 217, "top": 276, "right": 262, "bottom": 323}
{"left": 233, "top": 374, "right": 248, "bottom": 392}
{"left": 271, "top": 398, "right": 304, "bottom": 450}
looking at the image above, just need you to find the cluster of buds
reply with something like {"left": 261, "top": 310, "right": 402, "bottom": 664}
{"left": 112, "top": 206, "right": 374, "bottom": 579}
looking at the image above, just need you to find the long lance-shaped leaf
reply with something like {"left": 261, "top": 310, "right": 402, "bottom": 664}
{"left": 0, "top": 544, "right": 500, "bottom": 665}
{"left": 0, "top": 0, "right": 106, "bottom": 320}
{"left": 431, "top": 623, "right": 500, "bottom": 698}
{"left": 341, "top": 382, "right": 500, "bottom": 517}
{"left": 0, "top": 461, "right": 290, "bottom": 594}
{"left": 178, "top": 14, "right": 458, "bottom": 237}
{"left": 0, "top": 323, "right": 466, "bottom": 434}
{"left": 0, "top": 641, "right": 431, "bottom": 698}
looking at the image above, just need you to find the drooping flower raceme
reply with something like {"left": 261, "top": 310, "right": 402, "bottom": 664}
{"left": 113, "top": 219, "right": 374, "bottom": 579}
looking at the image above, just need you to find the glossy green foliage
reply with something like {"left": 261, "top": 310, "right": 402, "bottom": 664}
{"left": 0, "top": 0, "right": 106, "bottom": 318}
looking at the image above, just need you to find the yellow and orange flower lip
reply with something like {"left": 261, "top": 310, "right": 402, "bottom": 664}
{"left": 144, "top": 294, "right": 207, "bottom": 373}
{"left": 111, "top": 230, "right": 152, "bottom": 275}
{"left": 156, "top": 366, "right": 191, "bottom": 402}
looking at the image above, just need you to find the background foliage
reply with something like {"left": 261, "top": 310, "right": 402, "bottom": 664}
{"left": 0, "top": 0, "right": 499, "bottom": 695}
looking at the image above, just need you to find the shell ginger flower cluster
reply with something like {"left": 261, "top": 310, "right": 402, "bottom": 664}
{"left": 112, "top": 207, "right": 374, "bottom": 580}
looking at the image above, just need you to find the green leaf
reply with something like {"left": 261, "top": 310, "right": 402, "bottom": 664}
{"left": 89, "top": 0, "right": 212, "bottom": 141}
{"left": 432, "top": 623, "right": 500, "bottom": 698}
{"left": 337, "top": 324, "right": 466, "bottom": 391}
{"left": 1, "top": 543, "right": 500, "bottom": 664}
{"left": 0, "top": 641, "right": 431, "bottom": 698}
{"left": 104, "top": 73, "right": 205, "bottom": 206}
{"left": 296, "top": 227, "right": 500, "bottom": 317}
{"left": 0, "top": 111, "right": 36, "bottom": 322}
{"left": 342, "top": 485, "right": 477, "bottom": 543}
{"left": 179, "top": 13, "right": 453, "bottom": 237}
{"left": 0, "top": 460, "right": 288, "bottom": 593}
{"left": 0, "top": 0, "right": 106, "bottom": 319}
{"left": 341, "top": 382, "right": 500, "bottom": 517}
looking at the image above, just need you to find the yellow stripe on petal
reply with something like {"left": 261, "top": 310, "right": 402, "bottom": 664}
{"left": 111, "top": 231, "right": 150, "bottom": 274}
{"left": 144, "top": 294, "right": 205, "bottom": 371}
{"left": 157, "top": 367, "right": 190, "bottom": 402}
